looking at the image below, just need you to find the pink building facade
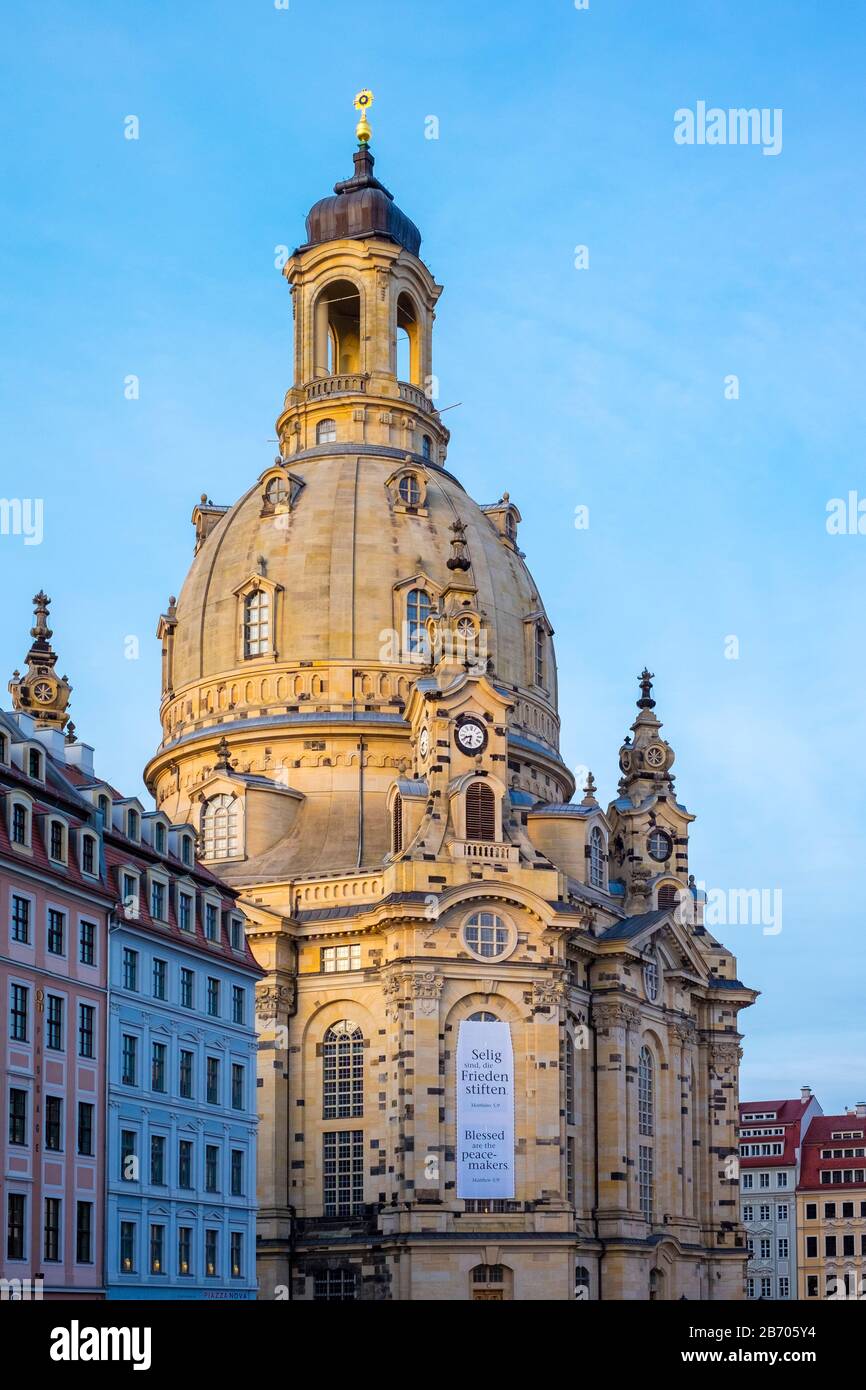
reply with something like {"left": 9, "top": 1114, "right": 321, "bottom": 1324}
{"left": 1, "top": 711, "right": 113, "bottom": 1298}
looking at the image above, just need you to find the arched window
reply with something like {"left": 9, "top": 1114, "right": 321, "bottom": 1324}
{"left": 202, "top": 794, "right": 241, "bottom": 861}
{"left": 505, "top": 511, "right": 516, "bottom": 542}
{"left": 243, "top": 589, "right": 270, "bottom": 658}
{"left": 589, "top": 826, "right": 605, "bottom": 889}
{"left": 535, "top": 624, "right": 546, "bottom": 687}
{"left": 315, "top": 279, "right": 361, "bottom": 376}
{"left": 463, "top": 911, "right": 509, "bottom": 959}
{"left": 396, "top": 291, "right": 421, "bottom": 384}
{"left": 406, "top": 587, "right": 431, "bottom": 658}
{"left": 465, "top": 781, "right": 495, "bottom": 841}
{"left": 391, "top": 792, "right": 403, "bottom": 854}
{"left": 468, "top": 1011, "right": 498, "bottom": 1022}
{"left": 323, "top": 1020, "right": 364, "bottom": 1119}
{"left": 316, "top": 418, "right": 337, "bottom": 445}
{"left": 421, "top": 434, "right": 432, "bottom": 461}
{"left": 398, "top": 473, "right": 421, "bottom": 506}
{"left": 575, "top": 1265, "right": 591, "bottom": 1300}
{"left": 638, "top": 1045, "right": 654, "bottom": 1137}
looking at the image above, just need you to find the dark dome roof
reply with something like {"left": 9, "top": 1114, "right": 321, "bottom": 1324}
{"left": 303, "top": 147, "right": 421, "bottom": 256}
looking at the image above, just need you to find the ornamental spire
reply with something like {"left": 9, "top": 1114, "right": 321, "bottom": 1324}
{"left": 8, "top": 592, "right": 73, "bottom": 731}
{"left": 354, "top": 89, "right": 374, "bottom": 148}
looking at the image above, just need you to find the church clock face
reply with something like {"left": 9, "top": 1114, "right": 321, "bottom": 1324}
{"left": 418, "top": 727, "right": 429, "bottom": 760}
{"left": 645, "top": 743, "right": 666, "bottom": 769}
{"left": 33, "top": 681, "right": 54, "bottom": 704}
{"left": 454, "top": 716, "right": 487, "bottom": 755}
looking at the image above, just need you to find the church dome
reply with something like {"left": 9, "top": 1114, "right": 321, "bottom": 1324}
{"left": 303, "top": 147, "right": 421, "bottom": 256}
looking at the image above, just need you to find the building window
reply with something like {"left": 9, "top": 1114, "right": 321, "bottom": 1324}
{"left": 465, "top": 782, "right": 496, "bottom": 841}
{"left": 151, "top": 958, "right": 167, "bottom": 999}
{"left": 28, "top": 748, "right": 43, "bottom": 780}
{"left": 47, "top": 909, "right": 65, "bottom": 955}
{"left": 181, "top": 835, "right": 193, "bottom": 867}
{"left": 323, "top": 1021, "right": 364, "bottom": 1119}
{"left": 644, "top": 960, "right": 659, "bottom": 1002}
{"left": 760, "top": 1276, "right": 771, "bottom": 1298}
{"left": 181, "top": 968, "right": 194, "bottom": 1009}
{"left": 205, "top": 903, "right": 219, "bottom": 940}
{"left": 778, "top": 1276, "right": 789, "bottom": 1298}
{"left": 588, "top": 826, "right": 605, "bottom": 889}
{"left": 574, "top": 1265, "right": 590, "bottom": 1300}
{"left": 178, "top": 1227, "right": 192, "bottom": 1276}
{"left": 49, "top": 820, "right": 65, "bottom": 861}
{"left": 243, "top": 588, "right": 270, "bottom": 658}
{"left": 806, "top": 1276, "right": 818, "bottom": 1298}
{"left": 638, "top": 1144, "right": 653, "bottom": 1222}
{"left": 122, "top": 947, "right": 138, "bottom": 991}
{"left": 7, "top": 1194, "right": 26, "bottom": 1260}
{"left": 463, "top": 910, "right": 509, "bottom": 960}
{"left": 205, "top": 1229, "right": 218, "bottom": 1277}
{"left": 9, "top": 1089, "right": 27, "bottom": 1146}
{"left": 11, "top": 895, "right": 30, "bottom": 944}
{"left": 314, "top": 1268, "right": 358, "bottom": 1301}
{"left": 150, "top": 1134, "right": 166, "bottom": 1185}
{"left": 759, "top": 1172, "right": 770, "bottom": 1189}
{"left": 231, "top": 1063, "right": 245, "bottom": 1111}
{"left": 232, "top": 985, "right": 245, "bottom": 1024}
{"left": 10, "top": 983, "right": 28, "bottom": 1041}
{"left": 120, "top": 1130, "right": 137, "bottom": 1182}
{"left": 647, "top": 828, "right": 673, "bottom": 862}
{"left": 778, "top": 1203, "right": 789, "bottom": 1221}
{"left": 121, "top": 1034, "right": 137, "bottom": 1087}
{"left": 150, "top": 1224, "right": 165, "bottom": 1274}
{"left": 206, "top": 1056, "right": 220, "bottom": 1106}
{"left": 76, "top": 1202, "right": 93, "bottom": 1264}
{"left": 657, "top": 883, "right": 679, "bottom": 911}
{"left": 126, "top": 808, "right": 139, "bottom": 841}
{"left": 150, "top": 880, "right": 166, "bottom": 921}
{"left": 77, "top": 1102, "right": 94, "bottom": 1157}
{"left": 322, "top": 944, "right": 361, "bottom": 974}
{"left": 778, "top": 1237, "right": 789, "bottom": 1259}
{"left": 806, "top": 1236, "right": 817, "bottom": 1258}
{"left": 179, "top": 892, "right": 193, "bottom": 932}
{"left": 120, "top": 1221, "right": 136, "bottom": 1274}
{"left": 760, "top": 1237, "right": 771, "bottom": 1259}
{"left": 46, "top": 995, "right": 64, "bottom": 1051}
{"left": 391, "top": 791, "right": 403, "bottom": 853}
{"left": 535, "top": 624, "right": 545, "bottom": 687}
{"left": 203, "top": 795, "right": 241, "bottom": 860}
{"left": 154, "top": 822, "right": 166, "bottom": 853}
{"left": 207, "top": 978, "right": 220, "bottom": 1017}
{"left": 179, "top": 1140, "right": 193, "bottom": 1190}
{"left": 759, "top": 1202, "right": 770, "bottom": 1221}
{"left": 11, "top": 803, "right": 28, "bottom": 845}
{"left": 323, "top": 1130, "right": 365, "bottom": 1217}
{"left": 122, "top": 873, "right": 138, "bottom": 917}
{"left": 398, "top": 473, "right": 422, "bottom": 505}
{"left": 151, "top": 1042, "right": 167, "bottom": 1093}
{"left": 406, "top": 587, "right": 431, "bottom": 658}
{"left": 825, "top": 1235, "right": 837, "bottom": 1257}
{"left": 777, "top": 1171, "right": 788, "bottom": 1188}
{"left": 316, "top": 417, "right": 337, "bottom": 444}
{"left": 638, "top": 1046, "right": 654, "bottom": 1137}
{"left": 82, "top": 835, "right": 96, "bottom": 874}
{"left": 79, "top": 919, "right": 96, "bottom": 965}
{"left": 231, "top": 1149, "right": 244, "bottom": 1197}
{"left": 205, "top": 1144, "right": 219, "bottom": 1192}
{"left": 421, "top": 434, "right": 432, "bottom": 461}
{"left": 180, "top": 1051, "right": 194, "bottom": 1100}
{"left": 78, "top": 1003, "right": 95, "bottom": 1059}
{"left": 230, "top": 917, "right": 244, "bottom": 950}
{"left": 743, "top": 1204, "right": 753, "bottom": 1222}
{"left": 98, "top": 794, "right": 111, "bottom": 825}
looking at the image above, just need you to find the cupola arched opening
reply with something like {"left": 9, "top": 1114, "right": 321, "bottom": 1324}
{"left": 465, "top": 781, "right": 496, "bottom": 842}
{"left": 314, "top": 279, "right": 362, "bottom": 377}
{"left": 396, "top": 290, "right": 421, "bottom": 384}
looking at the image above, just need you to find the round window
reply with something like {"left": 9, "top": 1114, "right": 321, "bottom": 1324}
{"left": 398, "top": 474, "right": 421, "bottom": 506}
{"left": 647, "top": 828, "right": 673, "bottom": 862}
{"left": 463, "top": 910, "right": 511, "bottom": 960}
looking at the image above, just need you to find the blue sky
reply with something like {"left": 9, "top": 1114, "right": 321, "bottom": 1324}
{"left": 1, "top": 0, "right": 864, "bottom": 1110}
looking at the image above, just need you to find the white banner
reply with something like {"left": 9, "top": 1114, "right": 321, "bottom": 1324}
{"left": 456, "top": 1020, "right": 515, "bottom": 1199}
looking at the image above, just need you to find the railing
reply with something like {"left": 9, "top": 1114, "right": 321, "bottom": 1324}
{"left": 304, "top": 374, "right": 367, "bottom": 400}
{"left": 398, "top": 381, "right": 435, "bottom": 413}
{"left": 451, "top": 840, "right": 519, "bottom": 864}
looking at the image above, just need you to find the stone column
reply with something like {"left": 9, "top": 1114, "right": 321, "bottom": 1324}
{"left": 592, "top": 1001, "right": 642, "bottom": 1230}
{"left": 254, "top": 977, "right": 295, "bottom": 1298}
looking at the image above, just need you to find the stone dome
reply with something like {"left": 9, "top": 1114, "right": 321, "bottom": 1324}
{"left": 303, "top": 147, "right": 421, "bottom": 256}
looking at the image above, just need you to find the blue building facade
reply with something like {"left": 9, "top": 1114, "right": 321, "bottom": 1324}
{"left": 103, "top": 799, "right": 262, "bottom": 1300}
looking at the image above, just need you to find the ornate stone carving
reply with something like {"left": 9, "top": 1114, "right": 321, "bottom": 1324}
{"left": 708, "top": 1041, "right": 743, "bottom": 1069}
{"left": 255, "top": 982, "right": 295, "bottom": 1021}
{"left": 530, "top": 979, "right": 567, "bottom": 1011}
{"left": 406, "top": 972, "right": 443, "bottom": 1016}
{"left": 592, "top": 1000, "right": 642, "bottom": 1032}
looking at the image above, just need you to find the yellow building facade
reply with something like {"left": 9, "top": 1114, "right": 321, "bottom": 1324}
{"left": 143, "top": 124, "right": 755, "bottom": 1301}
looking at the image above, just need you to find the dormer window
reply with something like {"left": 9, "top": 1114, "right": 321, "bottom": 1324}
{"left": 81, "top": 833, "right": 97, "bottom": 876}
{"left": 0, "top": 731, "right": 7, "bottom": 763}
{"left": 421, "top": 435, "right": 432, "bottom": 461}
{"left": 181, "top": 834, "right": 193, "bottom": 867}
{"left": 154, "top": 822, "right": 166, "bottom": 854}
{"left": 98, "top": 794, "right": 111, "bottom": 827}
{"left": 49, "top": 819, "right": 66, "bottom": 863}
{"left": 202, "top": 794, "right": 242, "bottom": 861}
{"left": 535, "top": 624, "right": 545, "bottom": 688}
{"left": 505, "top": 511, "right": 516, "bottom": 541}
{"left": 11, "top": 802, "right": 30, "bottom": 846}
{"left": 265, "top": 476, "right": 290, "bottom": 506}
{"left": 406, "top": 588, "right": 432, "bottom": 658}
{"left": 28, "top": 748, "right": 43, "bottom": 781}
{"left": 398, "top": 473, "right": 422, "bottom": 506}
{"left": 126, "top": 809, "right": 140, "bottom": 842}
{"left": 316, "top": 418, "right": 337, "bottom": 445}
{"left": 243, "top": 589, "right": 270, "bottom": 658}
